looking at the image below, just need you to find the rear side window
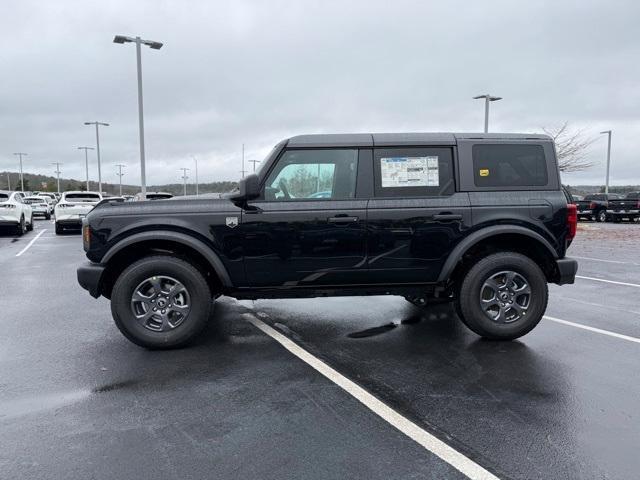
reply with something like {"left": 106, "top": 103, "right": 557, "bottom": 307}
{"left": 473, "top": 144, "right": 547, "bottom": 188}
{"left": 373, "top": 147, "right": 454, "bottom": 197}
{"left": 65, "top": 193, "right": 101, "bottom": 201}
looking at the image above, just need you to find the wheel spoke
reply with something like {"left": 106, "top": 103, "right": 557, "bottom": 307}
{"left": 168, "top": 283, "right": 187, "bottom": 301}
{"left": 132, "top": 291, "right": 152, "bottom": 304}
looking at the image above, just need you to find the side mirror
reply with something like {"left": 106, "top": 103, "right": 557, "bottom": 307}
{"left": 229, "top": 174, "right": 260, "bottom": 203}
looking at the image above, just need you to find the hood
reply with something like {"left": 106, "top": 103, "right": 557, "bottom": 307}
{"left": 88, "top": 197, "right": 240, "bottom": 218}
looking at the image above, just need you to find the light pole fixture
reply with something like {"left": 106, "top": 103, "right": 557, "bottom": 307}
{"left": 113, "top": 34, "right": 164, "bottom": 200}
{"left": 180, "top": 167, "right": 190, "bottom": 196}
{"left": 13, "top": 153, "right": 27, "bottom": 191}
{"left": 51, "top": 162, "right": 63, "bottom": 194}
{"left": 248, "top": 159, "right": 260, "bottom": 172}
{"left": 78, "top": 146, "right": 94, "bottom": 191}
{"left": 241, "top": 144, "right": 245, "bottom": 178}
{"left": 600, "top": 130, "right": 612, "bottom": 195}
{"left": 116, "top": 164, "right": 126, "bottom": 196}
{"left": 84, "top": 121, "right": 109, "bottom": 194}
{"left": 473, "top": 94, "right": 502, "bottom": 133}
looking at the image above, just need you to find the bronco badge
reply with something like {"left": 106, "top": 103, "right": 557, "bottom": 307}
{"left": 226, "top": 216, "right": 239, "bottom": 228}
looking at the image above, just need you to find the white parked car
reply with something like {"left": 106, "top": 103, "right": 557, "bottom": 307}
{"left": 23, "top": 196, "right": 53, "bottom": 220}
{"left": 54, "top": 191, "right": 102, "bottom": 234}
{"left": 0, "top": 191, "right": 34, "bottom": 235}
{"left": 35, "top": 192, "right": 58, "bottom": 207}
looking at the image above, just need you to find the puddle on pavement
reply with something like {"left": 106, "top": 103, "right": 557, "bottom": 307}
{"left": 92, "top": 380, "right": 138, "bottom": 393}
{"left": 0, "top": 390, "right": 91, "bottom": 420}
{"left": 348, "top": 322, "right": 399, "bottom": 338}
{"left": 0, "top": 380, "right": 138, "bottom": 420}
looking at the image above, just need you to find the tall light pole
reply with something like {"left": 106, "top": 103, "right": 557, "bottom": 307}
{"left": 116, "top": 164, "right": 126, "bottom": 196}
{"left": 51, "top": 162, "right": 63, "bottom": 194}
{"left": 84, "top": 121, "right": 109, "bottom": 193}
{"left": 193, "top": 156, "right": 199, "bottom": 197}
{"left": 6, "top": 172, "right": 10, "bottom": 190}
{"left": 13, "top": 153, "right": 27, "bottom": 191}
{"left": 241, "top": 144, "right": 245, "bottom": 178}
{"left": 78, "top": 146, "right": 94, "bottom": 191}
{"left": 113, "top": 35, "right": 163, "bottom": 200}
{"left": 248, "top": 159, "right": 260, "bottom": 172}
{"left": 473, "top": 94, "right": 502, "bottom": 133}
{"left": 180, "top": 168, "right": 190, "bottom": 196}
{"left": 600, "top": 130, "right": 612, "bottom": 195}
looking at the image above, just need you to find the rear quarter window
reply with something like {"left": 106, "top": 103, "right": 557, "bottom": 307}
{"left": 472, "top": 144, "right": 547, "bottom": 188}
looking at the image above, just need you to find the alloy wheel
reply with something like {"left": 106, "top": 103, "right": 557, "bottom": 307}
{"left": 130, "top": 275, "right": 191, "bottom": 332}
{"left": 479, "top": 270, "right": 531, "bottom": 324}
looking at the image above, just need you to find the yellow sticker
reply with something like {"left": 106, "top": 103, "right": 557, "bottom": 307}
{"left": 479, "top": 169, "right": 490, "bottom": 177}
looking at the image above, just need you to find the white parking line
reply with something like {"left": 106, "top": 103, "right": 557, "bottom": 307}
{"left": 245, "top": 314, "right": 500, "bottom": 480}
{"left": 544, "top": 316, "right": 640, "bottom": 344}
{"left": 573, "top": 255, "right": 640, "bottom": 266}
{"left": 15, "top": 229, "right": 47, "bottom": 257}
{"left": 576, "top": 275, "right": 640, "bottom": 289}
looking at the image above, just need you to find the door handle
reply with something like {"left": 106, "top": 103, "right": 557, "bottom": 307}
{"left": 432, "top": 213, "right": 463, "bottom": 221}
{"left": 328, "top": 215, "right": 359, "bottom": 223}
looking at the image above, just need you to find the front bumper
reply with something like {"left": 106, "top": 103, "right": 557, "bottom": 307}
{"left": 77, "top": 262, "right": 106, "bottom": 298}
{"left": 555, "top": 257, "right": 578, "bottom": 285}
{"left": 606, "top": 209, "right": 639, "bottom": 217}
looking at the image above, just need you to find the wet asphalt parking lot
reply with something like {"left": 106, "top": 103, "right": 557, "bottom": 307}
{"left": 1, "top": 219, "right": 639, "bottom": 480}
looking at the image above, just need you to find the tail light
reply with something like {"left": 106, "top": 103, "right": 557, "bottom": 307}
{"left": 83, "top": 225, "right": 91, "bottom": 248}
{"left": 0, "top": 204, "right": 16, "bottom": 209}
{"left": 636, "top": 200, "right": 640, "bottom": 209}
{"left": 589, "top": 202, "right": 596, "bottom": 209}
{"left": 567, "top": 204, "right": 577, "bottom": 241}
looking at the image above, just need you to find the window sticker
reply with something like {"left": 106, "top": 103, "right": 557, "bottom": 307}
{"left": 479, "top": 168, "right": 490, "bottom": 177}
{"left": 380, "top": 156, "right": 439, "bottom": 188}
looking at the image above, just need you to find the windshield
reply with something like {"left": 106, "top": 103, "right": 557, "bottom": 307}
{"left": 625, "top": 192, "right": 640, "bottom": 199}
{"left": 64, "top": 193, "right": 101, "bottom": 201}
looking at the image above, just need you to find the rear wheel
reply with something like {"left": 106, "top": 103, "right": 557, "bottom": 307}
{"left": 456, "top": 252, "right": 548, "bottom": 340}
{"left": 111, "top": 255, "right": 212, "bottom": 349}
{"left": 55, "top": 222, "right": 63, "bottom": 234}
{"left": 26, "top": 215, "right": 34, "bottom": 231}
{"left": 15, "top": 216, "right": 26, "bottom": 236}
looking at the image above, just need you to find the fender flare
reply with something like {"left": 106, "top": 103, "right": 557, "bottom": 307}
{"left": 437, "top": 225, "right": 558, "bottom": 282}
{"left": 102, "top": 230, "right": 233, "bottom": 287}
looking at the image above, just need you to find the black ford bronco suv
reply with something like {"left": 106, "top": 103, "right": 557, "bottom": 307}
{"left": 78, "top": 133, "right": 578, "bottom": 349}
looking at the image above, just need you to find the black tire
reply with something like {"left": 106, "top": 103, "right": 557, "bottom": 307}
{"left": 456, "top": 252, "right": 548, "bottom": 340}
{"left": 55, "top": 222, "right": 63, "bottom": 234}
{"left": 26, "top": 215, "right": 34, "bottom": 231}
{"left": 596, "top": 210, "right": 607, "bottom": 223}
{"left": 16, "top": 216, "right": 25, "bottom": 236}
{"left": 45, "top": 213, "right": 51, "bottom": 220}
{"left": 111, "top": 255, "right": 212, "bottom": 349}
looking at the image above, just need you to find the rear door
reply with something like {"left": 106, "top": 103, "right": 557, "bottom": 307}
{"left": 242, "top": 148, "right": 368, "bottom": 287}
{"left": 366, "top": 146, "right": 471, "bottom": 283}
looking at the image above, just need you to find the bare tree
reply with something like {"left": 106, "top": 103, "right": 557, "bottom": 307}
{"left": 543, "top": 122, "right": 596, "bottom": 172}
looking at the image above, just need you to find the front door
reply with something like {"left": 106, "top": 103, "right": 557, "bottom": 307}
{"left": 242, "top": 148, "right": 367, "bottom": 287}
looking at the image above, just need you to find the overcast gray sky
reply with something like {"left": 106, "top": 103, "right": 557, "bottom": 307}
{"left": 1, "top": 0, "right": 638, "bottom": 188}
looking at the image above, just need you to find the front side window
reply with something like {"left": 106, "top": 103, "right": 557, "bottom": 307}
{"left": 373, "top": 147, "right": 454, "bottom": 197}
{"left": 264, "top": 149, "right": 358, "bottom": 201}
{"left": 473, "top": 144, "right": 547, "bottom": 188}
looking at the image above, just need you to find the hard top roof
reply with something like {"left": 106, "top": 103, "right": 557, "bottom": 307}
{"left": 286, "top": 132, "right": 552, "bottom": 148}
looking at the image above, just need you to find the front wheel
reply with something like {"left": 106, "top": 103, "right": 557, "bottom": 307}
{"left": 111, "top": 256, "right": 212, "bottom": 349}
{"left": 596, "top": 210, "right": 607, "bottom": 223}
{"left": 456, "top": 252, "right": 548, "bottom": 340}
